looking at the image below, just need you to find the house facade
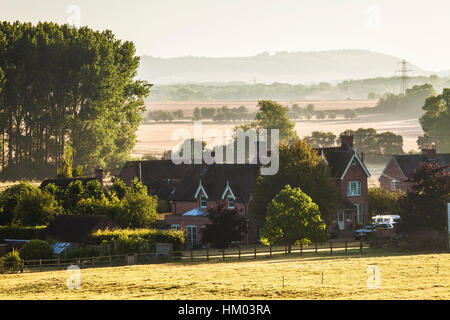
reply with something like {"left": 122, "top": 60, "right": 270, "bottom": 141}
{"left": 315, "top": 134, "right": 371, "bottom": 236}
{"left": 119, "top": 161, "right": 261, "bottom": 248}
{"left": 379, "top": 147, "right": 450, "bottom": 193}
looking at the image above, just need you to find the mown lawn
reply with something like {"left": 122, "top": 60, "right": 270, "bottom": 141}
{"left": 0, "top": 251, "right": 448, "bottom": 300}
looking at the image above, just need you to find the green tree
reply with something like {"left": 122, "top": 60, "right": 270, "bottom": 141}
{"left": 304, "top": 131, "right": 336, "bottom": 148}
{"left": 260, "top": 185, "right": 328, "bottom": 252}
{"left": 235, "top": 100, "right": 297, "bottom": 144}
{"left": 419, "top": 88, "right": 450, "bottom": 152}
{"left": 0, "top": 249, "right": 21, "bottom": 273}
{"left": 399, "top": 162, "right": 450, "bottom": 232}
{"left": 12, "top": 188, "right": 62, "bottom": 226}
{"left": 201, "top": 204, "right": 248, "bottom": 249}
{"left": 0, "top": 183, "right": 36, "bottom": 225}
{"left": 252, "top": 139, "right": 340, "bottom": 223}
{"left": 368, "top": 187, "right": 403, "bottom": 217}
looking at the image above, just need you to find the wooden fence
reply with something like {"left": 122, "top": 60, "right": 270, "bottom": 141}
{"left": 13, "top": 240, "right": 369, "bottom": 273}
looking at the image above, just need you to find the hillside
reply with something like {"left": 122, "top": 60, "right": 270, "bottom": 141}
{"left": 138, "top": 49, "right": 428, "bottom": 84}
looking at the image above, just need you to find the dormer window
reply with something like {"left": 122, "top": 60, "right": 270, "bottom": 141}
{"left": 200, "top": 194, "right": 207, "bottom": 208}
{"left": 227, "top": 196, "right": 235, "bottom": 209}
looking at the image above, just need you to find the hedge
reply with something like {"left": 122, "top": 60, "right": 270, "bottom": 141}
{"left": 88, "top": 228, "right": 185, "bottom": 251}
{"left": 0, "top": 226, "right": 47, "bottom": 240}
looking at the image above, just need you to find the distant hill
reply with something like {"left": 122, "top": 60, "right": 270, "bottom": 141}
{"left": 138, "top": 49, "right": 430, "bottom": 84}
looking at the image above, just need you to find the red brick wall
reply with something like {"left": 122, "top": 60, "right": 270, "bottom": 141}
{"left": 166, "top": 199, "right": 260, "bottom": 246}
{"left": 379, "top": 159, "right": 413, "bottom": 193}
{"left": 340, "top": 159, "right": 369, "bottom": 227}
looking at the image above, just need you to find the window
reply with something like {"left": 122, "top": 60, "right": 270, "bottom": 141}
{"left": 200, "top": 195, "right": 207, "bottom": 208}
{"left": 186, "top": 225, "right": 197, "bottom": 247}
{"left": 391, "top": 179, "right": 397, "bottom": 191}
{"left": 171, "top": 224, "right": 180, "bottom": 231}
{"left": 347, "top": 181, "right": 361, "bottom": 196}
{"left": 227, "top": 196, "right": 235, "bottom": 209}
{"left": 355, "top": 203, "right": 363, "bottom": 225}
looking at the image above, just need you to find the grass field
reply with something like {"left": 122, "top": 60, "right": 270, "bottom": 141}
{"left": 1, "top": 251, "right": 448, "bottom": 300}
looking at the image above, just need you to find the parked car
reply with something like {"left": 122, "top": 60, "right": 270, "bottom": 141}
{"left": 371, "top": 215, "right": 402, "bottom": 225}
{"left": 354, "top": 223, "right": 394, "bottom": 240}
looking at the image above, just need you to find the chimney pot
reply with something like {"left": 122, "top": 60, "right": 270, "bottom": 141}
{"left": 340, "top": 132, "right": 354, "bottom": 150}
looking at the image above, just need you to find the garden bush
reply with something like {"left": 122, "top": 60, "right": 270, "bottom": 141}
{"left": 0, "top": 226, "right": 47, "bottom": 240}
{"left": 20, "top": 239, "right": 53, "bottom": 260}
{"left": 66, "top": 247, "right": 101, "bottom": 259}
{"left": 0, "top": 249, "right": 22, "bottom": 273}
{"left": 88, "top": 228, "right": 185, "bottom": 251}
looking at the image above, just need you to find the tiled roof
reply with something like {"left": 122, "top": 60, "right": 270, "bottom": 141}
{"left": 392, "top": 154, "right": 450, "bottom": 176}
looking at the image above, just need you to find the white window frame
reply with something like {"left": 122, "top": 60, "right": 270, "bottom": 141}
{"left": 200, "top": 194, "right": 207, "bottom": 208}
{"left": 391, "top": 179, "right": 397, "bottom": 191}
{"left": 186, "top": 225, "right": 197, "bottom": 247}
{"left": 347, "top": 181, "right": 361, "bottom": 197}
{"left": 355, "top": 203, "right": 363, "bottom": 225}
{"left": 227, "top": 196, "right": 235, "bottom": 209}
{"left": 171, "top": 224, "right": 180, "bottom": 231}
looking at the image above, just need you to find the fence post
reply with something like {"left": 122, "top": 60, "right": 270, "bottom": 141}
{"left": 206, "top": 249, "right": 209, "bottom": 262}
{"left": 360, "top": 241, "right": 363, "bottom": 254}
{"left": 92, "top": 256, "right": 95, "bottom": 266}
{"left": 109, "top": 255, "right": 112, "bottom": 266}
{"left": 39, "top": 259, "right": 42, "bottom": 272}
{"left": 254, "top": 245, "right": 257, "bottom": 259}
{"left": 238, "top": 246, "right": 241, "bottom": 260}
{"left": 300, "top": 243, "right": 303, "bottom": 255}
{"left": 330, "top": 241, "right": 333, "bottom": 256}
{"left": 270, "top": 245, "right": 272, "bottom": 258}
{"left": 134, "top": 253, "right": 138, "bottom": 265}
{"left": 57, "top": 257, "right": 60, "bottom": 269}
{"left": 315, "top": 242, "right": 318, "bottom": 254}
{"left": 222, "top": 249, "right": 225, "bottom": 261}
{"left": 190, "top": 249, "right": 193, "bottom": 262}
{"left": 345, "top": 241, "right": 348, "bottom": 254}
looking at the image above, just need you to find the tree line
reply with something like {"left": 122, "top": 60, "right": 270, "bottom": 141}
{"left": 304, "top": 128, "right": 404, "bottom": 162}
{"left": 0, "top": 22, "right": 151, "bottom": 180}
{"left": 146, "top": 75, "right": 450, "bottom": 102}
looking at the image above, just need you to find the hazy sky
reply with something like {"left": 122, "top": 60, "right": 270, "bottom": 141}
{"left": 1, "top": 0, "right": 449, "bottom": 71}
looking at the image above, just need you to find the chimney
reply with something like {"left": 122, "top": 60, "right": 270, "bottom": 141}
{"left": 421, "top": 143, "right": 437, "bottom": 158}
{"left": 340, "top": 131, "right": 354, "bottom": 151}
{"left": 95, "top": 166, "right": 103, "bottom": 185}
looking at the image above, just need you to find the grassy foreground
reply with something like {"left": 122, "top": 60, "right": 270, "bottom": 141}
{"left": 1, "top": 251, "right": 449, "bottom": 300}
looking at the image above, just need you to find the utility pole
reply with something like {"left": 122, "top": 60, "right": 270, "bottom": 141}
{"left": 396, "top": 60, "right": 412, "bottom": 95}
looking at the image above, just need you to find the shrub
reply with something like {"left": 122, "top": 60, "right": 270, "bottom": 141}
{"left": 20, "top": 239, "right": 53, "bottom": 260}
{"left": 1, "top": 249, "right": 22, "bottom": 273}
{"left": 88, "top": 228, "right": 185, "bottom": 251}
{"left": 0, "top": 226, "right": 47, "bottom": 240}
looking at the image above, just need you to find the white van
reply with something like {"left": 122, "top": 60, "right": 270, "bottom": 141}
{"left": 371, "top": 215, "right": 401, "bottom": 225}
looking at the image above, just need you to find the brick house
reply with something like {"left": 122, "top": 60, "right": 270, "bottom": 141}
{"left": 119, "top": 161, "right": 261, "bottom": 248}
{"left": 379, "top": 146, "right": 450, "bottom": 193}
{"left": 314, "top": 134, "right": 371, "bottom": 236}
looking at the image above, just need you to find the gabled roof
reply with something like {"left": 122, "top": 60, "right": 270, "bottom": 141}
{"left": 119, "top": 160, "right": 259, "bottom": 203}
{"left": 386, "top": 154, "right": 450, "bottom": 177}
{"left": 314, "top": 147, "right": 370, "bottom": 179}
{"left": 171, "top": 164, "right": 260, "bottom": 202}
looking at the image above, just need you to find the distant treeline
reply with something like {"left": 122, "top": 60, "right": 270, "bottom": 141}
{"left": 146, "top": 104, "right": 357, "bottom": 122}
{"left": 304, "top": 128, "right": 405, "bottom": 163}
{"left": 147, "top": 76, "right": 450, "bottom": 102}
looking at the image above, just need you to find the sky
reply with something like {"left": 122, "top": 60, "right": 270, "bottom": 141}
{"left": 1, "top": 0, "right": 449, "bottom": 71}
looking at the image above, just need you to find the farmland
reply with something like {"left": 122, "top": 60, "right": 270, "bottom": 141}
{"left": 1, "top": 251, "right": 448, "bottom": 300}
